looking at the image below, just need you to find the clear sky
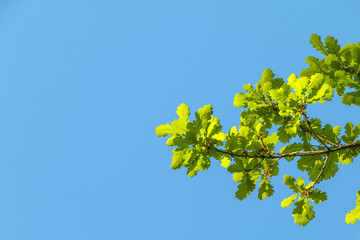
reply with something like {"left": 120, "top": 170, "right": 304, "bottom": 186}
{"left": 0, "top": 0, "right": 359, "bottom": 239}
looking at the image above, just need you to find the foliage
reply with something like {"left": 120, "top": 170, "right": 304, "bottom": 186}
{"left": 156, "top": 34, "right": 360, "bottom": 226}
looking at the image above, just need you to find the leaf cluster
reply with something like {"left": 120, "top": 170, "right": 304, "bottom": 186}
{"left": 156, "top": 34, "right": 360, "bottom": 226}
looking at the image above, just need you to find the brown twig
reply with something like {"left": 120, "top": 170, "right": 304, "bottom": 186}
{"left": 300, "top": 124, "right": 339, "bottom": 147}
{"left": 269, "top": 157, "right": 281, "bottom": 166}
{"left": 214, "top": 142, "right": 360, "bottom": 160}
{"left": 301, "top": 113, "right": 335, "bottom": 149}
{"left": 244, "top": 158, "right": 266, "bottom": 173}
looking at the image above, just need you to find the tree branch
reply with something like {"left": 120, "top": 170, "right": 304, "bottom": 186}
{"left": 214, "top": 142, "right": 360, "bottom": 160}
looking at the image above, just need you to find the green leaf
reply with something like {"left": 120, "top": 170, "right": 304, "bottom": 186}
{"left": 344, "top": 122, "right": 354, "bottom": 141}
{"left": 321, "top": 152, "right": 339, "bottom": 181}
{"left": 156, "top": 104, "right": 191, "bottom": 138}
{"left": 186, "top": 151, "right": 210, "bottom": 178}
{"left": 171, "top": 148, "right": 191, "bottom": 169}
{"left": 284, "top": 118, "right": 300, "bottom": 135}
{"left": 307, "top": 73, "right": 324, "bottom": 95}
{"left": 228, "top": 161, "right": 245, "bottom": 173}
{"left": 345, "top": 190, "right": 360, "bottom": 224}
{"left": 233, "top": 93, "right": 248, "bottom": 108}
{"left": 338, "top": 149, "right": 354, "bottom": 165}
{"left": 277, "top": 125, "right": 293, "bottom": 143}
{"left": 283, "top": 175, "right": 301, "bottom": 193}
{"left": 297, "top": 154, "right": 318, "bottom": 171}
{"left": 342, "top": 122, "right": 360, "bottom": 143}
{"left": 307, "top": 81, "right": 334, "bottom": 104}
{"left": 339, "top": 43, "right": 355, "bottom": 55}
{"left": 196, "top": 104, "right": 213, "bottom": 128}
{"left": 225, "top": 126, "right": 247, "bottom": 155}
{"left": 325, "top": 36, "right": 340, "bottom": 55}
{"left": 300, "top": 67, "right": 322, "bottom": 77}
{"left": 296, "top": 176, "right": 306, "bottom": 189}
{"left": 310, "top": 189, "right": 327, "bottom": 204}
{"left": 292, "top": 198, "right": 315, "bottom": 226}
{"left": 333, "top": 125, "right": 341, "bottom": 137}
{"left": 352, "top": 46, "right": 360, "bottom": 64}
{"left": 225, "top": 126, "right": 238, "bottom": 148}
{"left": 235, "top": 174, "right": 256, "bottom": 200}
{"left": 304, "top": 57, "right": 325, "bottom": 75}
{"left": 273, "top": 77, "right": 285, "bottom": 89}
{"left": 298, "top": 153, "right": 338, "bottom": 183}
{"left": 287, "top": 74, "right": 306, "bottom": 97}
{"left": 263, "top": 132, "right": 279, "bottom": 146}
{"left": 258, "top": 179, "right": 274, "bottom": 200}
{"left": 269, "top": 84, "right": 290, "bottom": 102}
{"left": 333, "top": 71, "right": 348, "bottom": 95}
{"left": 269, "top": 161, "right": 279, "bottom": 177}
{"left": 171, "top": 118, "right": 189, "bottom": 135}
{"left": 281, "top": 194, "right": 298, "bottom": 208}
{"left": 342, "top": 91, "right": 360, "bottom": 106}
{"left": 310, "top": 34, "right": 328, "bottom": 56}
{"left": 172, "top": 136, "right": 192, "bottom": 148}
{"left": 260, "top": 68, "right": 275, "bottom": 94}
{"left": 206, "top": 117, "right": 224, "bottom": 145}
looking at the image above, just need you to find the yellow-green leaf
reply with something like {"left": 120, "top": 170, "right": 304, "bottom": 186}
{"left": 281, "top": 194, "right": 298, "bottom": 208}
{"left": 155, "top": 124, "right": 172, "bottom": 137}
{"left": 345, "top": 190, "right": 360, "bottom": 224}
{"left": 221, "top": 157, "right": 231, "bottom": 168}
{"left": 176, "top": 103, "right": 190, "bottom": 119}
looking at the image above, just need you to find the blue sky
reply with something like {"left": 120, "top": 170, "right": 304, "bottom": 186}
{"left": 0, "top": 0, "right": 359, "bottom": 239}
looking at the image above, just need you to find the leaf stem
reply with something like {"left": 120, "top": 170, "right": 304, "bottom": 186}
{"left": 310, "top": 154, "right": 329, "bottom": 191}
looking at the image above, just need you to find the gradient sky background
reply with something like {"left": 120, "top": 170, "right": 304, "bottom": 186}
{"left": 0, "top": 1, "right": 359, "bottom": 239}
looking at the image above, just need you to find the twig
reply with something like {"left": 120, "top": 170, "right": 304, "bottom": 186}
{"left": 301, "top": 113, "right": 335, "bottom": 149}
{"left": 309, "top": 154, "right": 329, "bottom": 191}
{"left": 269, "top": 157, "right": 281, "bottom": 166}
{"left": 300, "top": 124, "right": 339, "bottom": 147}
{"left": 245, "top": 158, "right": 266, "bottom": 173}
